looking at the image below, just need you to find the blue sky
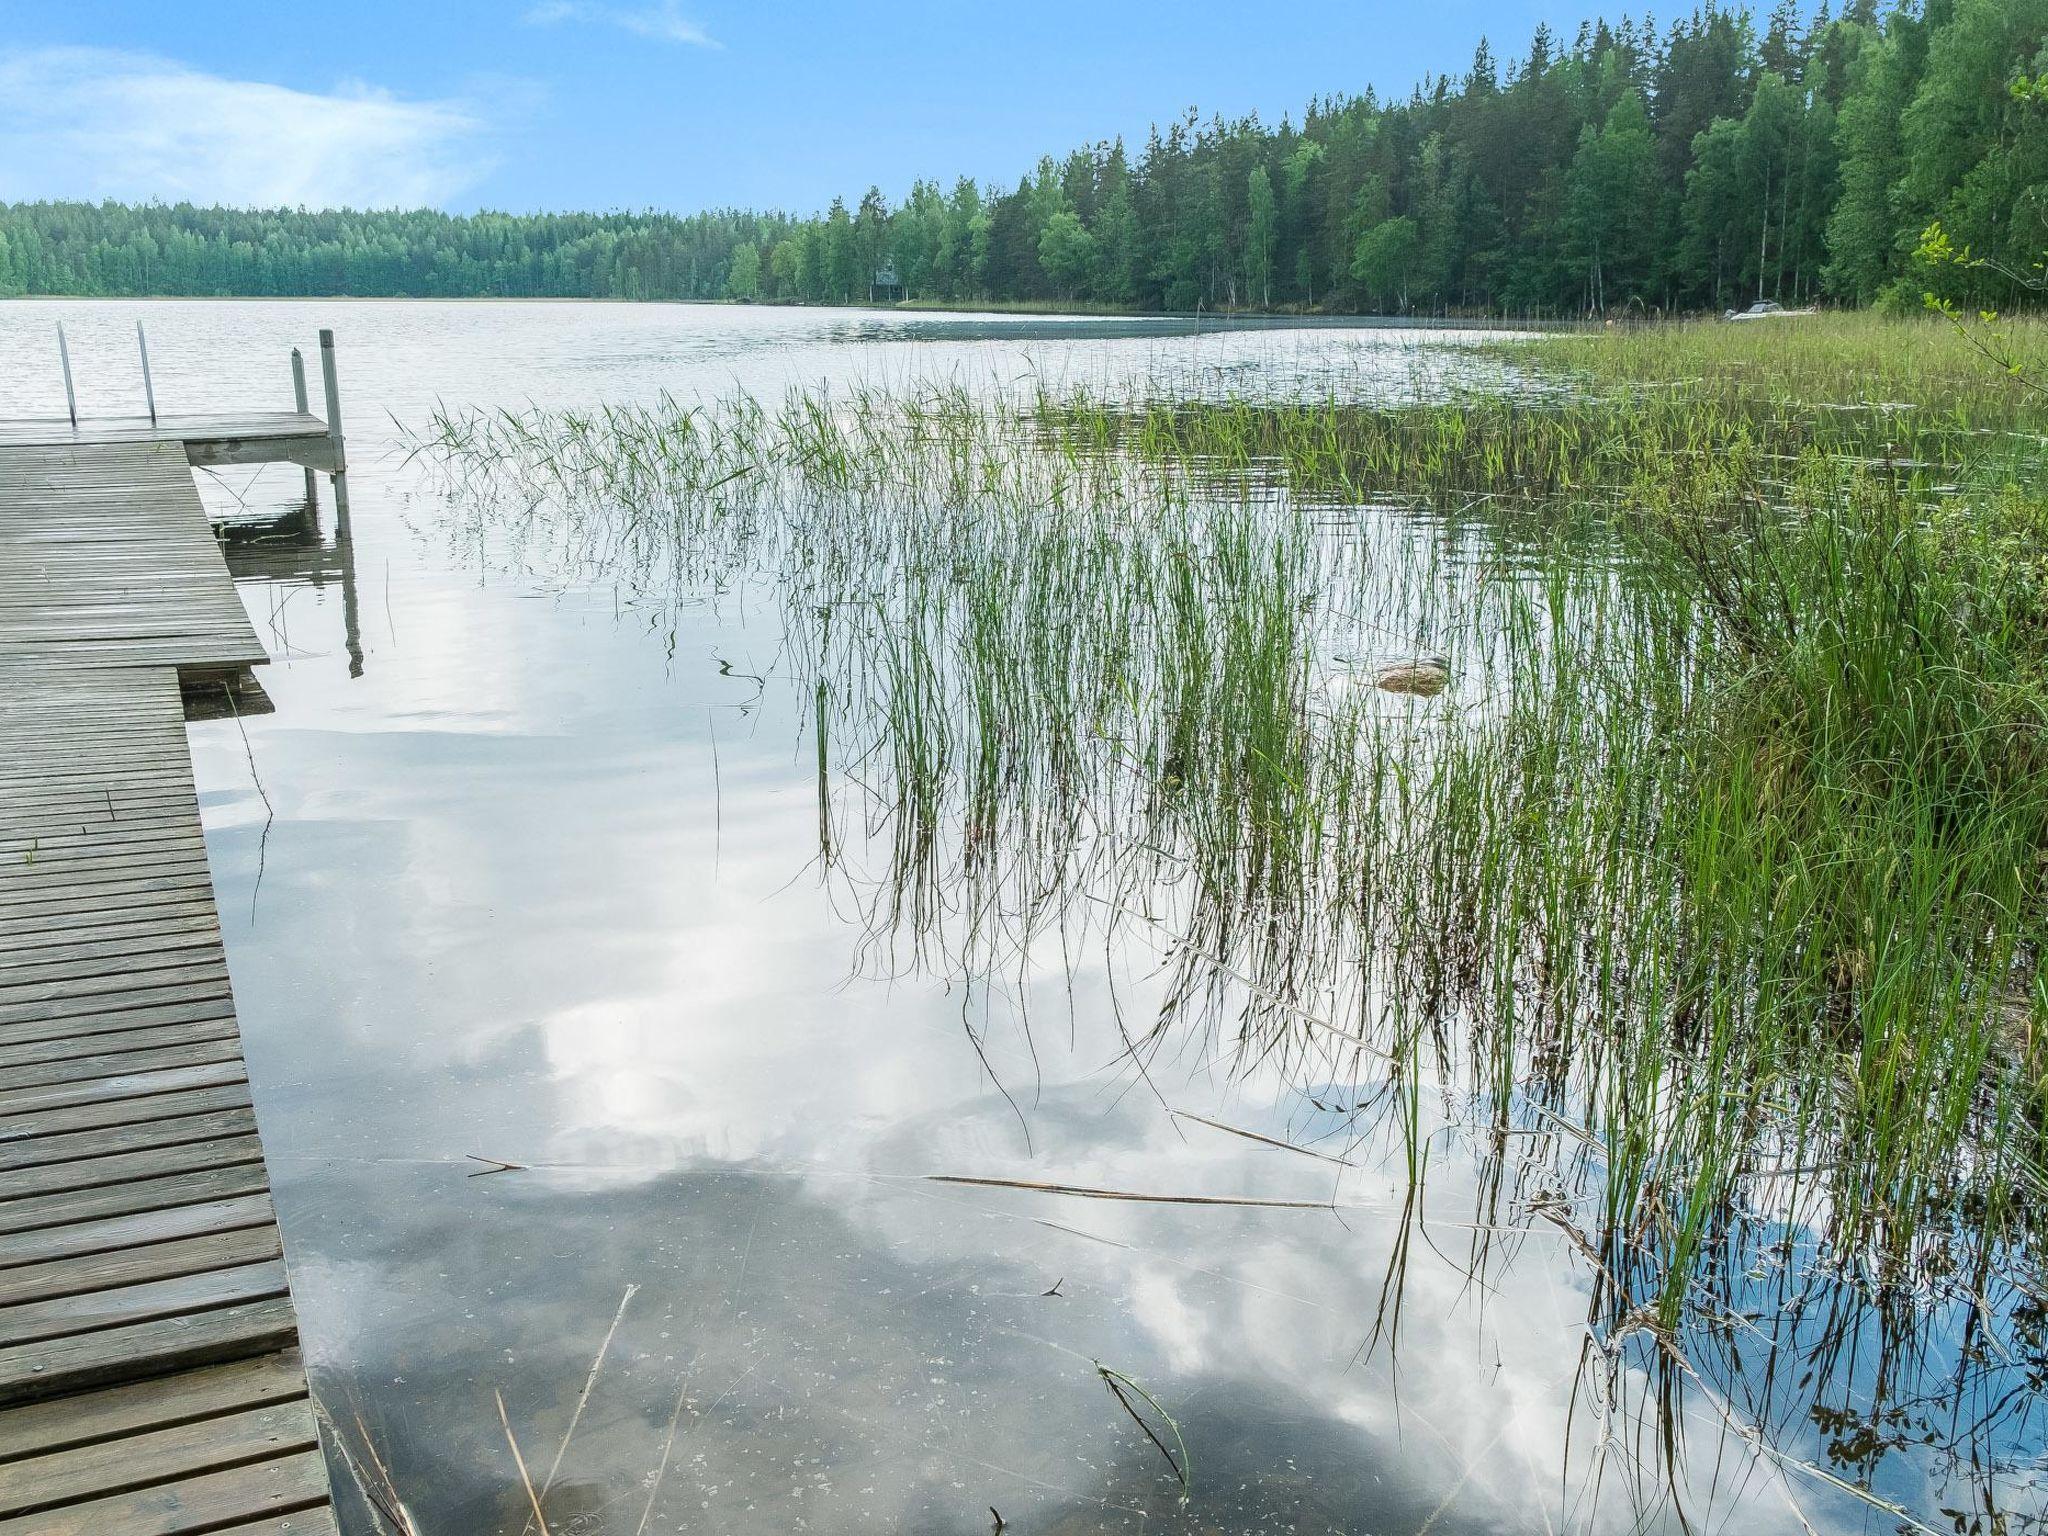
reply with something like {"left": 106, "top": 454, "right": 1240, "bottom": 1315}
{"left": 0, "top": 1, "right": 1584, "bottom": 215}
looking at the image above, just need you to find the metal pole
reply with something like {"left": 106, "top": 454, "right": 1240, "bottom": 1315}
{"left": 290, "top": 347, "right": 319, "bottom": 523}
{"left": 57, "top": 323, "right": 77, "bottom": 429}
{"left": 317, "top": 329, "right": 350, "bottom": 541}
{"left": 137, "top": 321, "right": 157, "bottom": 425}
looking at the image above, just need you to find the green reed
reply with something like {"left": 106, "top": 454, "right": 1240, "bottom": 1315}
{"left": 416, "top": 314, "right": 2048, "bottom": 1516}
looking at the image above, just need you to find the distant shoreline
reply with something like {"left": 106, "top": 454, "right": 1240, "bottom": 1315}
{"left": 0, "top": 292, "right": 1588, "bottom": 328}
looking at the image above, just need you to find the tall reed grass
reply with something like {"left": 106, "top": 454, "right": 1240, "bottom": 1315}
{"left": 415, "top": 314, "right": 2048, "bottom": 1523}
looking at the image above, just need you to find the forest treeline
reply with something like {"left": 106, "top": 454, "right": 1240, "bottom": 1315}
{"left": 1, "top": 0, "right": 2041, "bottom": 314}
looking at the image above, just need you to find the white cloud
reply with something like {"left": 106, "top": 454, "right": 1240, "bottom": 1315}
{"left": 0, "top": 48, "right": 491, "bottom": 209}
{"left": 524, "top": 0, "right": 719, "bottom": 48}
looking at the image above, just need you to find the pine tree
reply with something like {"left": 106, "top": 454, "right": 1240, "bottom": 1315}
{"left": 1246, "top": 166, "right": 1278, "bottom": 307}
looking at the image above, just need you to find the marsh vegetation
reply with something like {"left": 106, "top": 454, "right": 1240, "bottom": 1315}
{"left": 420, "top": 312, "right": 2048, "bottom": 1529}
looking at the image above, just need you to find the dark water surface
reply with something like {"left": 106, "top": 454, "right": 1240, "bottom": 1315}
{"left": 0, "top": 301, "right": 1903, "bottom": 1534}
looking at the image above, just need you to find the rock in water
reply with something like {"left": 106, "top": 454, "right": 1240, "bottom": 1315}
{"left": 1376, "top": 657, "right": 1450, "bottom": 697}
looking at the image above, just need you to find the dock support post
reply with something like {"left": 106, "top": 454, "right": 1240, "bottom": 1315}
{"left": 290, "top": 348, "right": 320, "bottom": 529}
{"left": 317, "top": 329, "right": 351, "bottom": 542}
{"left": 137, "top": 322, "right": 157, "bottom": 425}
{"left": 57, "top": 324, "right": 77, "bottom": 429}
{"left": 340, "top": 530, "right": 365, "bottom": 679}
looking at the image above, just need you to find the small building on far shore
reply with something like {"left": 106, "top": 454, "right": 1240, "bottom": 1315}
{"left": 870, "top": 259, "right": 904, "bottom": 303}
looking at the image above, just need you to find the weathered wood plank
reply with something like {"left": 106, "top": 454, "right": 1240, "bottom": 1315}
{"left": 1, "top": 1039, "right": 246, "bottom": 1094}
{"left": 0, "top": 1061, "right": 248, "bottom": 1122}
{"left": 10, "top": 1016, "right": 241, "bottom": 1070}
{"left": 0, "top": 981, "right": 238, "bottom": 1034}
{"left": 0, "top": 909, "right": 220, "bottom": 956}
{"left": 0, "top": 859, "right": 218, "bottom": 902}
{"left": 0, "top": 1349, "right": 308, "bottom": 1461}
{"left": 0, "top": 1106, "right": 258, "bottom": 1178}
{"left": 0, "top": 886, "right": 221, "bottom": 934}
{"left": 0, "top": 878, "right": 221, "bottom": 924}
{"left": 0, "top": 829, "right": 206, "bottom": 864}
{"left": 0, "top": 792, "right": 197, "bottom": 822}
{"left": 0, "top": 1193, "right": 275, "bottom": 1271}
{"left": 201, "top": 1507, "right": 340, "bottom": 1536}
{"left": 0, "top": 1081, "right": 253, "bottom": 1144}
{"left": 0, "top": 1295, "right": 300, "bottom": 1407}
{"left": 0, "top": 1397, "right": 316, "bottom": 1519}
{"left": 0, "top": 1260, "right": 288, "bottom": 1349}
{"left": 0, "top": 1001, "right": 240, "bottom": 1055}
{"left": 0, "top": 1226, "right": 282, "bottom": 1309}
{"left": 0, "top": 412, "right": 331, "bottom": 447}
{"left": 0, "top": 1445, "right": 328, "bottom": 1533}
{"left": 0, "top": 1129, "right": 262, "bottom": 1201}
{"left": 0, "top": 1164, "right": 270, "bottom": 1237}
{"left": 0, "top": 950, "right": 230, "bottom": 1002}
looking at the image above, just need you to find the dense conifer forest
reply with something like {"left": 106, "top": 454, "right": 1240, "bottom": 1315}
{"left": 2, "top": 0, "right": 2040, "bottom": 313}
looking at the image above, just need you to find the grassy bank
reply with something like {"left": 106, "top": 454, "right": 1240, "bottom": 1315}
{"left": 418, "top": 312, "right": 2048, "bottom": 1518}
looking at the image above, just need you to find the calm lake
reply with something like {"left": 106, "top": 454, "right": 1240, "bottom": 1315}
{"left": 0, "top": 300, "right": 2000, "bottom": 1535}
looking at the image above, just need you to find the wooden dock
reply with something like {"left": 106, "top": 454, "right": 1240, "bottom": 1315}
{"left": 0, "top": 415, "right": 340, "bottom": 475}
{"left": 0, "top": 358, "right": 346, "bottom": 1534}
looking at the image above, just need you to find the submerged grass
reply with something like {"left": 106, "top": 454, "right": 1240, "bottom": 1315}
{"left": 418, "top": 313, "right": 2048, "bottom": 1523}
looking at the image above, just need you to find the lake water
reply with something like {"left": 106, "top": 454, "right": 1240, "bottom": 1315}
{"left": 0, "top": 300, "right": 1967, "bottom": 1534}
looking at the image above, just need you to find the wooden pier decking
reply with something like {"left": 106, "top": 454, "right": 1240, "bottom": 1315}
{"left": 0, "top": 378, "right": 344, "bottom": 1533}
